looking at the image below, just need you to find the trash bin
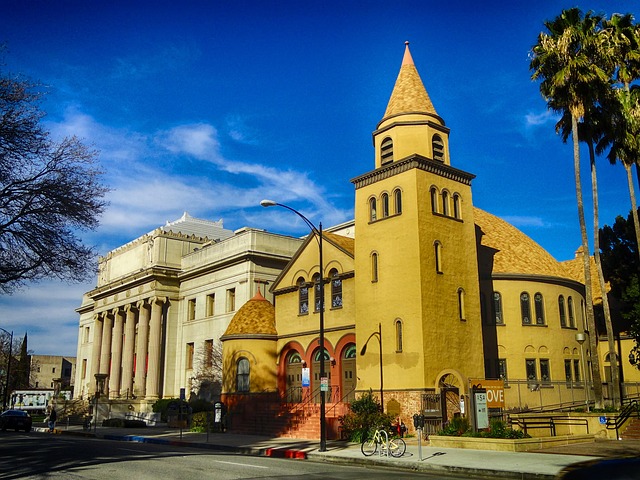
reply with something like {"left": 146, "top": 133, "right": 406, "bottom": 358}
{"left": 213, "top": 401, "right": 226, "bottom": 432}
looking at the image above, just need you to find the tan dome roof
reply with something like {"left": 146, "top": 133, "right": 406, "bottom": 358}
{"left": 222, "top": 290, "right": 276, "bottom": 337}
{"left": 474, "top": 208, "right": 566, "bottom": 277}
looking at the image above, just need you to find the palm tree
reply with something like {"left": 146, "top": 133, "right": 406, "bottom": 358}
{"left": 558, "top": 100, "right": 621, "bottom": 407}
{"left": 531, "top": 8, "right": 608, "bottom": 407}
{"left": 600, "top": 13, "right": 640, "bottom": 261}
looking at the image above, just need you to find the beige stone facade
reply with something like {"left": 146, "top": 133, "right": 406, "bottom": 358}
{"left": 74, "top": 213, "right": 303, "bottom": 410}
{"left": 31, "top": 355, "right": 75, "bottom": 390}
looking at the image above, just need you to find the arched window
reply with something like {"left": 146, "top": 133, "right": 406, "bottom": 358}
{"left": 395, "top": 319, "right": 403, "bottom": 352}
{"left": 288, "top": 352, "right": 302, "bottom": 364}
{"left": 568, "top": 296, "right": 575, "bottom": 328}
{"left": 381, "top": 193, "right": 390, "bottom": 218}
{"left": 458, "top": 288, "right": 466, "bottom": 321}
{"left": 521, "top": 292, "right": 532, "bottom": 325}
{"left": 434, "top": 241, "right": 443, "bottom": 273}
{"left": 534, "top": 292, "right": 545, "bottom": 325}
{"left": 442, "top": 191, "right": 449, "bottom": 216}
{"left": 430, "top": 187, "right": 438, "bottom": 213}
{"left": 371, "top": 252, "right": 379, "bottom": 282}
{"left": 236, "top": 357, "right": 250, "bottom": 392}
{"left": 369, "top": 197, "right": 377, "bottom": 222}
{"left": 381, "top": 137, "right": 393, "bottom": 164}
{"left": 558, "top": 295, "right": 566, "bottom": 327}
{"left": 394, "top": 189, "right": 402, "bottom": 214}
{"left": 453, "top": 194, "right": 461, "bottom": 219}
{"left": 330, "top": 269, "right": 342, "bottom": 308}
{"left": 493, "top": 292, "right": 504, "bottom": 325}
{"left": 344, "top": 344, "right": 356, "bottom": 359}
{"left": 432, "top": 134, "right": 445, "bottom": 162}
{"left": 313, "top": 273, "right": 323, "bottom": 312}
{"left": 298, "top": 277, "right": 308, "bottom": 315}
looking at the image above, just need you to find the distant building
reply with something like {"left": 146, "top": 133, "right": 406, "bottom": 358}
{"left": 30, "top": 355, "right": 75, "bottom": 391}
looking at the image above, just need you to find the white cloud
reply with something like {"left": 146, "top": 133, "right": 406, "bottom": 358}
{"left": 525, "top": 109, "right": 557, "bottom": 127}
{"left": 501, "top": 215, "right": 550, "bottom": 228}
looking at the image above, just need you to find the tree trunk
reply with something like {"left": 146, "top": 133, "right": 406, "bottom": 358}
{"left": 626, "top": 163, "right": 640, "bottom": 263}
{"left": 572, "top": 114, "right": 603, "bottom": 407}
{"left": 590, "top": 141, "right": 620, "bottom": 407}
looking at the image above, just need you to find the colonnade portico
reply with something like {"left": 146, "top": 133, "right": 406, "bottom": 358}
{"left": 88, "top": 296, "right": 167, "bottom": 400}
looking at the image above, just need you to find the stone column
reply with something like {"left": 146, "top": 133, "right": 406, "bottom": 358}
{"left": 109, "top": 308, "right": 125, "bottom": 398}
{"left": 99, "top": 311, "right": 114, "bottom": 377}
{"left": 134, "top": 300, "right": 150, "bottom": 398}
{"left": 145, "top": 296, "right": 165, "bottom": 399}
{"left": 89, "top": 313, "right": 103, "bottom": 395}
{"left": 121, "top": 304, "right": 137, "bottom": 398}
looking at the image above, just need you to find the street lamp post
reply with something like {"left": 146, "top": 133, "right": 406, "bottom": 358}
{"left": 360, "top": 323, "right": 383, "bottom": 410}
{"left": 575, "top": 333, "right": 589, "bottom": 412}
{"left": 0, "top": 328, "right": 13, "bottom": 410}
{"left": 94, "top": 373, "right": 108, "bottom": 432}
{"left": 260, "top": 199, "right": 327, "bottom": 452}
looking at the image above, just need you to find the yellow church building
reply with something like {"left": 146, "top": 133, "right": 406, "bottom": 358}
{"left": 219, "top": 43, "right": 639, "bottom": 439}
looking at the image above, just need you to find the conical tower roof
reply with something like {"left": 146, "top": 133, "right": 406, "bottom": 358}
{"left": 382, "top": 42, "right": 438, "bottom": 121}
{"left": 222, "top": 290, "right": 277, "bottom": 337}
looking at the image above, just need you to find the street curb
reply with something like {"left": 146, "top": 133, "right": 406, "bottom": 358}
{"left": 50, "top": 428, "right": 555, "bottom": 480}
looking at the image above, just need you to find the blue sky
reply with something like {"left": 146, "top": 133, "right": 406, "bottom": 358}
{"left": 0, "top": 0, "right": 636, "bottom": 357}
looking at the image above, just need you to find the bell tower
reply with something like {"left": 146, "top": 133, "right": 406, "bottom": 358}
{"left": 353, "top": 43, "right": 485, "bottom": 408}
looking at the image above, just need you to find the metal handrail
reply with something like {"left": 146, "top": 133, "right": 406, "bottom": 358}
{"left": 606, "top": 399, "right": 639, "bottom": 439}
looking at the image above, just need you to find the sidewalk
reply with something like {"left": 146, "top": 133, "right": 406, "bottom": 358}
{"left": 35, "top": 423, "right": 638, "bottom": 480}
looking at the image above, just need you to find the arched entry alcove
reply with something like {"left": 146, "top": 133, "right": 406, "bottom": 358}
{"left": 436, "top": 371, "right": 464, "bottom": 422}
{"left": 285, "top": 351, "right": 304, "bottom": 403}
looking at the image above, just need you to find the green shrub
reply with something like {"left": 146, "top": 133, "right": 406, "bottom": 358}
{"left": 438, "top": 417, "right": 529, "bottom": 439}
{"left": 190, "top": 411, "right": 212, "bottom": 432}
{"left": 338, "top": 390, "right": 395, "bottom": 443}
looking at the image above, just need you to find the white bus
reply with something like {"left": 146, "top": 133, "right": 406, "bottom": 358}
{"left": 10, "top": 390, "right": 72, "bottom": 413}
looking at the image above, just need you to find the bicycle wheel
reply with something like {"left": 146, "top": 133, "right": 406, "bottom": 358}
{"left": 388, "top": 437, "right": 406, "bottom": 457}
{"left": 361, "top": 437, "right": 378, "bottom": 456}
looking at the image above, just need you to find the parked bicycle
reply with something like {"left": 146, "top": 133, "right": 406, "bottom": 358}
{"left": 361, "top": 427, "right": 406, "bottom": 457}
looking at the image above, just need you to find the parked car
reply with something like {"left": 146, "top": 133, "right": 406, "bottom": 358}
{"left": 557, "top": 457, "right": 640, "bottom": 479}
{"left": 0, "top": 409, "right": 32, "bottom": 432}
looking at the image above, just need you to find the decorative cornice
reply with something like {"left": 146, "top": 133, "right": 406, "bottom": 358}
{"left": 220, "top": 333, "right": 278, "bottom": 342}
{"left": 488, "top": 273, "right": 585, "bottom": 293}
{"left": 351, "top": 154, "right": 475, "bottom": 189}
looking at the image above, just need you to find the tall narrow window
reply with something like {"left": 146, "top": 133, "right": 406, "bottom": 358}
{"left": 430, "top": 187, "right": 438, "bottom": 213}
{"left": 188, "top": 298, "right": 196, "bottom": 320}
{"left": 432, "top": 134, "right": 445, "bottom": 161}
{"left": 206, "top": 293, "right": 215, "bottom": 317}
{"left": 394, "top": 189, "right": 402, "bottom": 214}
{"left": 236, "top": 357, "right": 250, "bottom": 392}
{"left": 568, "top": 296, "right": 575, "bottom": 328}
{"left": 453, "top": 194, "right": 461, "bottom": 219}
{"left": 204, "top": 339, "right": 214, "bottom": 368}
{"left": 498, "top": 359, "right": 508, "bottom": 382}
{"left": 493, "top": 292, "right": 503, "bottom": 325}
{"left": 371, "top": 252, "right": 379, "bottom": 282}
{"left": 381, "top": 137, "right": 393, "bottom": 164}
{"left": 540, "top": 359, "right": 551, "bottom": 384}
{"left": 330, "top": 269, "right": 342, "bottom": 308}
{"left": 534, "top": 292, "right": 545, "bottom": 325}
{"left": 369, "top": 197, "right": 377, "bottom": 222}
{"left": 298, "top": 277, "right": 309, "bottom": 315}
{"left": 442, "top": 191, "right": 449, "bottom": 216}
{"left": 395, "top": 319, "right": 403, "bottom": 352}
{"left": 226, "top": 288, "right": 236, "bottom": 312}
{"left": 573, "top": 359, "right": 581, "bottom": 382}
{"left": 381, "top": 193, "right": 390, "bottom": 218}
{"left": 186, "top": 342, "right": 194, "bottom": 370}
{"left": 81, "top": 359, "right": 87, "bottom": 379}
{"left": 458, "top": 288, "right": 466, "bottom": 321}
{"left": 434, "top": 241, "right": 443, "bottom": 273}
{"left": 564, "top": 359, "right": 572, "bottom": 385}
{"left": 526, "top": 358, "right": 537, "bottom": 386}
{"left": 313, "top": 273, "right": 323, "bottom": 312}
{"left": 558, "top": 295, "right": 566, "bottom": 327}
{"left": 520, "top": 292, "right": 532, "bottom": 324}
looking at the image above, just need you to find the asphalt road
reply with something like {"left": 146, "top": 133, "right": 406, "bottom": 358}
{"left": 0, "top": 431, "right": 471, "bottom": 480}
